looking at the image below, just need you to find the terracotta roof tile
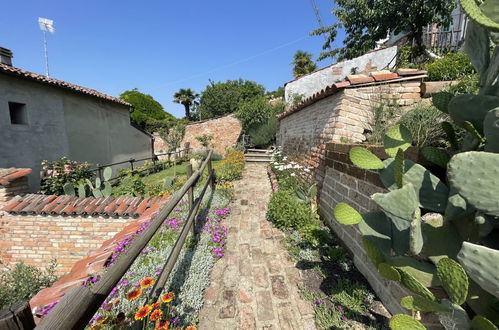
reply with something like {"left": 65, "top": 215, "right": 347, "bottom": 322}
{"left": 0, "top": 64, "right": 131, "bottom": 107}
{"left": 2, "top": 194, "right": 166, "bottom": 218}
{"left": 277, "top": 69, "right": 427, "bottom": 120}
{"left": 0, "top": 168, "right": 32, "bottom": 186}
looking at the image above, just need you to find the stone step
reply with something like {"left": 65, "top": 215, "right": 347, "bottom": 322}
{"left": 245, "top": 158, "right": 271, "bottom": 162}
{"left": 245, "top": 153, "right": 271, "bottom": 158}
{"left": 246, "top": 148, "right": 272, "bottom": 153}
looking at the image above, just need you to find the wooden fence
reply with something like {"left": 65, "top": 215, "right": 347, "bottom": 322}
{"left": 0, "top": 150, "right": 215, "bottom": 329}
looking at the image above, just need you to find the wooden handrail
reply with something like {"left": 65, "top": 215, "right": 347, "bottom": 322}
{"left": 37, "top": 150, "right": 214, "bottom": 330}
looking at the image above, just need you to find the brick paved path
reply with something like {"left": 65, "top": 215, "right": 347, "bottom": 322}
{"left": 198, "top": 163, "right": 317, "bottom": 329}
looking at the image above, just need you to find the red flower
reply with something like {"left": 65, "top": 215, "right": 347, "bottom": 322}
{"left": 161, "top": 292, "right": 175, "bottom": 303}
{"left": 134, "top": 305, "right": 152, "bottom": 320}
{"left": 140, "top": 277, "right": 155, "bottom": 289}
{"left": 151, "top": 302, "right": 161, "bottom": 310}
{"left": 186, "top": 326, "right": 197, "bottom": 330}
{"left": 155, "top": 319, "right": 170, "bottom": 330}
{"left": 127, "top": 289, "right": 143, "bottom": 301}
{"left": 150, "top": 309, "right": 162, "bottom": 321}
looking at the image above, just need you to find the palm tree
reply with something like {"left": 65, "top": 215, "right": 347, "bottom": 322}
{"left": 173, "top": 88, "right": 199, "bottom": 120}
{"left": 291, "top": 50, "right": 317, "bottom": 78}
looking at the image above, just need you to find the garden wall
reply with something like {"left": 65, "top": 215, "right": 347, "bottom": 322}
{"left": 277, "top": 70, "right": 425, "bottom": 186}
{"left": 154, "top": 114, "right": 242, "bottom": 157}
{"left": 318, "top": 143, "right": 440, "bottom": 328}
{"left": 0, "top": 192, "right": 168, "bottom": 275}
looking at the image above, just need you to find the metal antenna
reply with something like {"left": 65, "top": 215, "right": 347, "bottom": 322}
{"left": 38, "top": 17, "right": 55, "bottom": 77}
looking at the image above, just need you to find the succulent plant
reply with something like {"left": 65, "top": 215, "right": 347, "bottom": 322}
{"left": 64, "top": 166, "right": 113, "bottom": 198}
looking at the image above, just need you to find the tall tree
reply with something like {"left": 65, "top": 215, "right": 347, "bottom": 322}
{"left": 198, "top": 79, "right": 266, "bottom": 119}
{"left": 291, "top": 50, "right": 317, "bottom": 78}
{"left": 311, "top": 0, "right": 456, "bottom": 62}
{"left": 173, "top": 88, "right": 199, "bottom": 121}
{"left": 120, "top": 88, "right": 175, "bottom": 130}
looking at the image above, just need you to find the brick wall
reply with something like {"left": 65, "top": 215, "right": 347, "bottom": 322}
{"left": 154, "top": 114, "right": 242, "bottom": 157}
{"left": 318, "top": 143, "right": 440, "bottom": 327}
{"left": 0, "top": 168, "right": 31, "bottom": 209}
{"left": 0, "top": 215, "right": 134, "bottom": 275}
{"left": 278, "top": 79, "right": 422, "bottom": 185}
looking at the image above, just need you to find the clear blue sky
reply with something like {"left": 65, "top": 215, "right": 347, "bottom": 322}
{"left": 1, "top": 0, "right": 344, "bottom": 118}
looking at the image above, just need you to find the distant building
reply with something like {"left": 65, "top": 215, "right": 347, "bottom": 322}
{"left": 0, "top": 47, "right": 153, "bottom": 191}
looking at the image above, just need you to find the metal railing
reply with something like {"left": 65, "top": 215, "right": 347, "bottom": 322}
{"left": 36, "top": 150, "right": 215, "bottom": 329}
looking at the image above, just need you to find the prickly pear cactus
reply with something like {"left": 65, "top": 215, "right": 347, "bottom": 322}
{"left": 436, "top": 258, "right": 468, "bottom": 305}
{"left": 389, "top": 314, "right": 426, "bottom": 330}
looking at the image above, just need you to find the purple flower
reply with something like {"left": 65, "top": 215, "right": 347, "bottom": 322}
{"left": 315, "top": 299, "right": 324, "bottom": 305}
{"left": 341, "top": 315, "right": 347, "bottom": 320}
{"left": 337, "top": 306, "right": 344, "bottom": 311}
{"left": 133, "top": 281, "right": 140, "bottom": 288}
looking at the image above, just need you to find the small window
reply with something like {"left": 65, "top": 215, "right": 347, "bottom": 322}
{"left": 8, "top": 102, "right": 28, "bottom": 125}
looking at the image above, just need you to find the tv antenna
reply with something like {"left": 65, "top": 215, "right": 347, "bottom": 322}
{"left": 38, "top": 17, "right": 55, "bottom": 77}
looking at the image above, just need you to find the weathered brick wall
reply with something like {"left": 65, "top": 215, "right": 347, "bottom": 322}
{"left": 318, "top": 143, "right": 440, "bottom": 327}
{"left": 0, "top": 168, "right": 31, "bottom": 209}
{"left": 154, "top": 115, "right": 242, "bottom": 157}
{"left": 0, "top": 214, "right": 134, "bottom": 275}
{"left": 278, "top": 80, "right": 422, "bottom": 185}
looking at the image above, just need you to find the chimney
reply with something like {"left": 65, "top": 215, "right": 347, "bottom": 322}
{"left": 0, "top": 47, "right": 13, "bottom": 66}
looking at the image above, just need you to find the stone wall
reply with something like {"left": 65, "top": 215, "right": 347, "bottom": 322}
{"left": 154, "top": 115, "right": 242, "bottom": 157}
{"left": 278, "top": 79, "right": 422, "bottom": 185}
{"left": 318, "top": 143, "right": 440, "bottom": 327}
{"left": 0, "top": 214, "right": 134, "bottom": 275}
{"left": 0, "top": 168, "right": 31, "bottom": 209}
{"left": 284, "top": 46, "right": 398, "bottom": 104}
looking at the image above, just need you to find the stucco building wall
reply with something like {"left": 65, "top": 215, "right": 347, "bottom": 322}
{"left": 284, "top": 46, "right": 398, "bottom": 104}
{"left": 0, "top": 74, "right": 152, "bottom": 191}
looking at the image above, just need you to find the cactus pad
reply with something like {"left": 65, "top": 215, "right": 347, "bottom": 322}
{"left": 400, "top": 295, "right": 451, "bottom": 313}
{"left": 442, "top": 122, "right": 459, "bottom": 150}
{"left": 470, "top": 315, "right": 498, "bottom": 330}
{"left": 447, "top": 152, "right": 499, "bottom": 216}
{"left": 448, "top": 94, "right": 499, "bottom": 133}
{"left": 433, "top": 91, "right": 454, "bottom": 113}
{"left": 457, "top": 242, "right": 499, "bottom": 299}
{"left": 463, "top": 121, "right": 486, "bottom": 143}
{"left": 421, "top": 146, "right": 450, "bottom": 168}
{"left": 439, "top": 299, "right": 471, "bottom": 330}
{"left": 380, "top": 159, "right": 448, "bottom": 213}
{"left": 394, "top": 149, "right": 404, "bottom": 188}
{"left": 389, "top": 256, "right": 440, "bottom": 287}
{"left": 358, "top": 211, "right": 392, "bottom": 256}
{"left": 460, "top": 0, "right": 499, "bottom": 31}
{"left": 484, "top": 108, "right": 499, "bottom": 153}
{"left": 445, "top": 188, "right": 475, "bottom": 221}
{"left": 363, "top": 237, "right": 386, "bottom": 267}
{"left": 409, "top": 208, "right": 423, "bottom": 255}
{"left": 436, "top": 257, "right": 469, "bottom": 305}
{"left": 378, "top": 262, "right": 401, "bottom": 281}
{"left": 397, "top": 268, "right": 437, "bottom": 301}
{"left": 384, "top": 125, "right": 413, "bottom": 157}
{"left": 103, "top": 167, "right": 112, "bottom": 181}
{"left": 349, "top": 147, "right": 385, "bottom": 170}
{"left": 389, "top": 314, "right": 427, "bottom": 330}
{"left": 63, "top": 183, "right": 75, "bottom": 196}
{"left": 333, "top": 202, "right": 362, "bottom": 225}
{"left": 422, "top": 221, "right": 462, "bottom": 264}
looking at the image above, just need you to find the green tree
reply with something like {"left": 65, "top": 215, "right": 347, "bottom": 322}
{"left": 158, "top": 124, "right": 185, "bottom": 177}
{"left": 311, "top": 0, "right": 456, "bottom": 62}
{"left": 291, "top": 50, "right": 317, "bottom": 78}
{"left": 198, "top": 79, "right": 266, "bottom": 118}
{"left": 173, "top": 88, "right": 199, "bottom": 121}
{"left": 120, "top": 88, "right": 175, "bottom": 130}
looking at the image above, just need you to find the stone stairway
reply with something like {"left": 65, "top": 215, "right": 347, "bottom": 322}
{"left": 245, "top": 149, "right": 272, "bottom": 162}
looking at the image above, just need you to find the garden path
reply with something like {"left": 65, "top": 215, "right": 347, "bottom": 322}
{"left": 198, "top": 162, "right": 317, "bottom": 329}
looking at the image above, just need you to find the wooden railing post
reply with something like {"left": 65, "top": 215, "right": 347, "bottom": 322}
{"left": 186, "top": 164, "right": 195, "bottom": 235}
{"left": 207, "top": 153, "right": 215, "bottom": 190}
{"left": 96, "top": 164, "right": 102, "bottom": 182}
{"left": 0, "top": 301, "right": 36, "bottom": 329}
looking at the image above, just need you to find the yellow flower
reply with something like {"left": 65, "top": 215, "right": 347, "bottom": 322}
{"left": 134, "top": 305, "right": 152, "bottom": 320}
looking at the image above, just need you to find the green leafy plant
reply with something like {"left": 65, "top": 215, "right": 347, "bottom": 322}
{"left": 64, "top": 166, "right": 113, "bottom": 198}
{"left": 112, "top": 174, "right": 146, "bottom": 197}
{"left": 40, "top": 157, "right": 93, "bottom": 195}
{"left": 267, "top": 190, "right": 312, "bottom": 230}
{"left": 0, "top": 260, "right": 58, "bottom": 310}
{"left": 425, "top": 52, "right": 476, "bottom": 81}
{"left": 195, "top": 134, "right": 213, "bottom": 149}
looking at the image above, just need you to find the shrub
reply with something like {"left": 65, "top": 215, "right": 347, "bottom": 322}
{"left": 195, "top": 134, "right": 213, "bottom": 148}
{"left": 40, "top": 157, "right": 93, "bottom": 195}
{"left": 365, "top": 101, "right": 402, "bottom": 145}
{"left": 425, "top": 52, "right": 475, "bottom": 82}
{"left": 247, "top": 116, "right": 278, "bottom": 148}
{"left": 112, "top": 175, "right": 146, "bottom": 197}
{"left": 214, "top": 149, "right": 245, "bottom": 182}
{"left": 0, "top": 261, "right": 58, "bottom": 309}
{"left": 397, "top": 103, "right": 450, "bottom": 147}
{"left": 267, "top": 190, "right": 312, "bottom": 230}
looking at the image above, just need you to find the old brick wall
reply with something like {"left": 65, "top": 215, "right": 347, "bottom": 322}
{"left": 0, "top": 215, "right": 133, "bottom": 275}
{"left": 278, "top": 80, "right": 422, "bottom": 185}
{"left": 154, "top": 115, "right": 242, "bottom": 157}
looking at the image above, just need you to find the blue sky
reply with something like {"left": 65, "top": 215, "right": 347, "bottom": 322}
{"left": 1, "top": 0, "right": 343, "bottom": 118}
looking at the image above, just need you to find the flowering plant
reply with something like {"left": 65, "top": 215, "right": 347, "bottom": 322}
{"left": 40, "top": 157, "right": 93, "bottom": 195}
{"left": 214, "top": 149, "right": 245, "bottom": 182}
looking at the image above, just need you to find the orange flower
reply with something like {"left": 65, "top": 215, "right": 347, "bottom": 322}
{"left": 134, "top": 305, "right": 152, "bottom": 320}
{"left": 155, "top": 319, "right": 170, "bottom": 330}
{"left": 150, "top": 309, "right": 162, "bottom": 321}
{"left": 186, "top": 326, "right": 197, "bottom": 330}
{"left": 161, "top": 292, "right": 175, "bottom": 303}
{"left": 127, "top": 288, "right": 143, "bottom": 301}
{"left": 151, "top": 302, "right": 161, "bottom": 310}
{"left": 140, "top": 277, "right": 155, "bottom": 289}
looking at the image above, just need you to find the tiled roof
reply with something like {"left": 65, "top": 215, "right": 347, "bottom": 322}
{"left": 1, "top": 194, "right": 167, "bottom": 218}
{"left": 0, "top": 168, "right": 32, "bottom": 186}
{"left": 277, "top": 69, "right": 427, "bottom": 120}
{"left": 0, "top": 64, "right": 131, "bottom": 107}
